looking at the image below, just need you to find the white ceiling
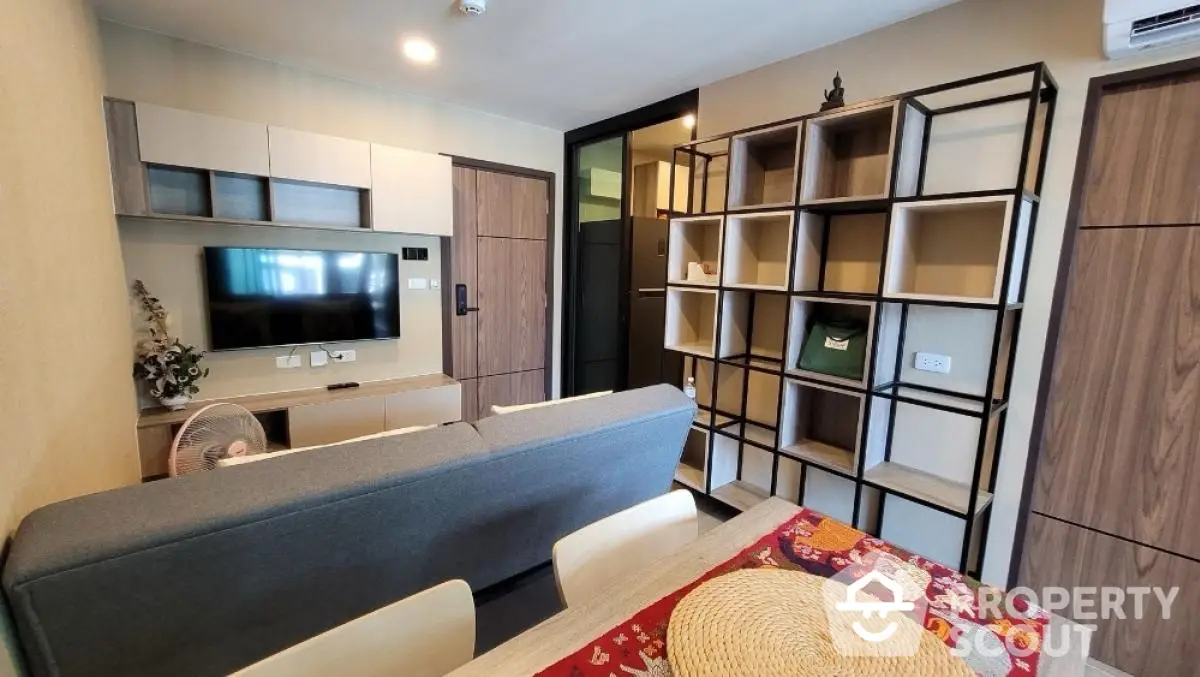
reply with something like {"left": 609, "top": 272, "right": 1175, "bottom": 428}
{"left": 91, "top": 0, "right": 960, "bottom": 130}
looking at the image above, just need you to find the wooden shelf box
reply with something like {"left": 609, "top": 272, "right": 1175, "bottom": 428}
{"left": 666, "top": 289, "right": 719, "bottom": 357}
{"left": 728, "top": 124, "right": 801, "bottom": 209}
{"left": 746, "top": 293, "right": 788, "bottom": 361}
{"left": 883, "top": 196, "right": 1026, "bottom": 304}
{"left": 684, "top": 356, "right": 744, "bottom": 425}
{"left": 785, "top": 296, "right": 876, "bottom": 389}
{"left": 674, "top": 139, "right": 729, "bottom": 215}
{"left": 722, "top": 211, "right": 794, "bottom": 290}
{"left": 667, "top": 216, "right": 723, "bottom": 286}
{"left": 800, "top": 103, "right": 898, "bottom": 204}
{"left": 676, "top": 426, "right": 709, "bottom": 491}
{"left": 709, "top": 434, "right": 773, "bottom": 512}
{"left": 792, "top": 212, "right": 887, "bottom": 294}
{"left": 779, "top": 379, "right": 864, "bottom": 474}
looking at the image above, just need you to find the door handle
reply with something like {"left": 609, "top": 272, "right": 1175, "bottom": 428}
{"left": 456, "top": 284, "right": 480, "bottom": 316}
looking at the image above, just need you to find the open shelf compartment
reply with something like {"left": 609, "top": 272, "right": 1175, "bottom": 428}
{"left": 883, "top": 196, "right": 1024, "bottom": 304}
{"left": 666, "top": 288, "right": 719, "bottom": 357}
{"left": 668, "top": 216, "right": 723, "bottom": 286}
{"left": 722, "top": 211, "right": 794, "bottom": 290}
{"left": 793, "top": 211, "right": 888, "bottom": 294}
{"left": 676, "top": 425, "right": 710, "bottom": 491}
{"left": 785, "top": 295, "right": 876, "bottom": 389}
{"left": 710, "top": 436, "right": 773, "bottom": 512}
{"left": 674, "top": 138, "right": 729, "bottom": 216}
{"left": 779, "top": 379, "right": 863, "bottom": 475}
{"left": 728, "top": 124, "right": 800, "bottom": 210}
{"left": 800, "top": 103, "right": 898, "bottom": 204}
{"left": 684, "top": 356, "right": 744, "bottom": 427}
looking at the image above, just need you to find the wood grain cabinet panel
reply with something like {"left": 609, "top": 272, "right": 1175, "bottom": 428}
{"left": 477, "top": 237, "right": 547, "bottom": 377}
{"left": 477, "top": 370, "right": 545, "bottom": 415}
{"left": 477, "top": 171, "right": 548, "bottom": 239}
{"left": 105, "top": 99, "right": 148, "bottom": 215}
{"left": 267, "top": 126, "right": 371, "bottom": 188}
{"left": 370, "top": 144, "right": 453, "bottom": 236}
{"left": 288, "top": 396, "right": 386, "bottom": 449}
{"left": 383, "top": 383, "right": 462, "bottom": 429}
{"left": 1033, "top": 227, "right": 1200, "bottom": 559}
{"left": 1081, "top": 72, "right": 1200, "bottom": 228}
{"left": 1020, "top": 514, "right": 1200, "bottom": 676}
{"left": 136, "top": 103, "right": 270, "bottom": 176}
{"left": 448, "top": 167, "right": 480, "bottom": 380}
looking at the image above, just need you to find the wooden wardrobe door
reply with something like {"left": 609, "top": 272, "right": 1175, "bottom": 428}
{"left": 477, "top": 171, "right": 548, "bottom": 239}
{"left": 1081, "top": 72, "right": 1200, "bottom": 228}
{"left": 448, "top": 166, "right": 479, "bottom": 381}
{"left": 1033, "top": 226, "right": 1200, "bottom": 560}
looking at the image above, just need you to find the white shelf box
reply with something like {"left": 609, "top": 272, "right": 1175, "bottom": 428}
{"left": 667, "top": 216, "right": 724, "bottom": 286}
{"left": 674, "top": 138, "right": 729, "bottom": 215}
{"left": 666, "top": 289, "right": 719, "bottom": 357}
{"left": 728, "top": 124, "right": 800, "bottom": 209}
{"left": 883, "top": 196, "right": 1027, "bottom": 304}
{"left": 723, "top": 211, "right": 794, "bottom": 290}
{"left": 779, "top": 379, "right": 864, "bottom": 475}
{"left": 785, "top": 296, "right": 876, "bottom": 389}
{"left": 747, "top": 293, "right": 788, "bottom": 360}
{"left": 676, "top": 425, "right": 710, "bottom": 491}
{"left": 862, "top": 396, "right": 996, "bottom": 517}
{"left": 710, "top": 435, "right": 773, "bottom": 512}
{"left": 800, "top": 103, "right": 898, "bottom": 204}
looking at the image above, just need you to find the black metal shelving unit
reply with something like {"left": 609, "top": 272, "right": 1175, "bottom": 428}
{"left": 665, "top": 63, "right": 1058, "bottom": 576}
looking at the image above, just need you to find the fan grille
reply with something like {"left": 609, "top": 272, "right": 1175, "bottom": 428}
{"left": 170, "top": 404, "right": 268, "bottom": 475}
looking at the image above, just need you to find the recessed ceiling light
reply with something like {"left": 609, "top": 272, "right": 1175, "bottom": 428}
{"left": 403, "top": 38, "right": 438, "bottom": 65}
{"left": 682, "top": 114, "right": 697, "bottom": 130}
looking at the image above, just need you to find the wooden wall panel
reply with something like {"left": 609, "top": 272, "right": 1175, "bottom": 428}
{"left": 1032, "top": 227, "right": 1200, "bottom": 560}
{"left": 104, "top": 99, "right": 148, "bottom": 215}
{"left": 448, "top": 166, "right": 479, "bottom": 380}
{"left": 477, "top": 237, "right": 547, "bottom": 377}
{"left": 1081, "top": 73, "right": 1200, "bottom": 228}
{"left": 1020, "top": 514, "right": 1200, "bottom": 676}
{"left": 477, "top": 370, "right": 546, "bottom": 415}
{"left": 477, "top": 171, "right": 548, "bottom": 240}
{"left": 459, "top": 378, "right": 480, "bottom": 423}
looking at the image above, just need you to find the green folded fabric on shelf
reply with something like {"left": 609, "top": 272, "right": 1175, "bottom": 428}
{"left": 798, "top": 320, "right": 867, "bottom": 381}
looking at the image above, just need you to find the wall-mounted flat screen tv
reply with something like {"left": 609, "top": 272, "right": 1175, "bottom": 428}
{"left": 203, "top": 247, "right": 400, "bottom": 351}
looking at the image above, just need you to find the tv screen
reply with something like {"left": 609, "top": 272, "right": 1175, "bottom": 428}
{"left": 203, "top": 247, "right": 400, "bottom": 351}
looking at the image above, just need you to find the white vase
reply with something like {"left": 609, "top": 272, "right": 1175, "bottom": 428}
{"left": 159, "top": 393, "right": 191, "bottom": 411}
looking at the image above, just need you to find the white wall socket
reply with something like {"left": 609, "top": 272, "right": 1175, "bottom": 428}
{"left": 914, "top": 352, "right": 952, "bottom": 374}
{"left": 310, "top": 350, "right": 329, "bottom": 367}
{"left": 275, "top": 355, "right": 302, "bottom": 369}
{"left": 328, "top": 349, "right": 357, "bottom": 363}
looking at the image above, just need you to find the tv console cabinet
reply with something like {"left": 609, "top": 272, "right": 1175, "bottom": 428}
{"left": 136, "top": 374, "right": 462, "bottom": 480}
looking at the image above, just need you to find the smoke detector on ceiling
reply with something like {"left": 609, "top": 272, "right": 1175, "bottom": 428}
{"left": 459, "top": 0, "right": 487, "bottom": 16}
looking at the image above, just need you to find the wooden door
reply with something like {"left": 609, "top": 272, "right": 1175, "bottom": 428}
{"left": 446, "top": 166, "right": 549, "bottom": 421}
{"left": 1018, "top": 60, "right": 1200, "bottom": 676}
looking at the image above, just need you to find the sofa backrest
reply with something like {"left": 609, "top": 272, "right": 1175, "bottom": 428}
{"left": 0, "top": 384, "right": 694, "bottom": 677}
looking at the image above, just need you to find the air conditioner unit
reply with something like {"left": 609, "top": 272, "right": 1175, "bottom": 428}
{"left": 584, "top": 167, "right": 622, "bottom": 200}
{"left": 1104, "top": 0, "right": 1200, "bottom": 59}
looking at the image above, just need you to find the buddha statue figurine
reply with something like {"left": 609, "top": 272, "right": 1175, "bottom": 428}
{"left": 821, "top": 72, "right": 846, "bottom": 111}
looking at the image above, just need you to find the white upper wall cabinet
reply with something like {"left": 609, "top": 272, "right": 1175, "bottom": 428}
{"left": 370, "top": 144, "right": 453, "bottom": 236}
{"left": 136, "top": 103, "right": 270, "bottom": 176}
{"left": 267, "top": 126, "right": 372, "bottom": 188}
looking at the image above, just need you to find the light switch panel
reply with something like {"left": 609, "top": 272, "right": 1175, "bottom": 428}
{"left": 310, "top": 350, "right": 329, "bottom": 367}
{"left": 408, "top": 278, "right": 429, "bottom": 290}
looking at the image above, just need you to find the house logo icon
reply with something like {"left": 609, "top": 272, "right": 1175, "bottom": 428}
{"left": 835, "top": 571, "right": 915, "bottom": 643}
{"left": 822, "top": 553, "right": 930, "bottom": 658}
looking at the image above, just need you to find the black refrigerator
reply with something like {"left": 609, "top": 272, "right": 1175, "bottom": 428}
{"left": 627, "top": 217, "right": 681, "bottom": 389}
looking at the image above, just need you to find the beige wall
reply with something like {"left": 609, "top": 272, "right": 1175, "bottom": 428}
{"left": 99, "top": 21, "right": 566, "bottom": 398}
{"left": 698, "top": 0, "right": 1200, "bottom": 585}
{"left": 0, "top": 1, "right": 142, "bottom": 675}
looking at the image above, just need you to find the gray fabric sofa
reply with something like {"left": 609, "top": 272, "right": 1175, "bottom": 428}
{"left": 1, "top": 384, "right": 694, "bottom": 677}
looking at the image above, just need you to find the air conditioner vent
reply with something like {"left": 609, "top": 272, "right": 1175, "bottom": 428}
{"left": 1131, "top": 4, "right": 1200, "bottom": 37}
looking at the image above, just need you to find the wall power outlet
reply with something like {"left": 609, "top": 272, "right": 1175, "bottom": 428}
{"left": 328, "top": 349, "right": 357, "bottom": 363}
{"left": 914, "top": 352, "right": 952, "bottom": 374}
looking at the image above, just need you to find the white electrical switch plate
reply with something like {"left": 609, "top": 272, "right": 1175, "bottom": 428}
{"left": 310, "top": 350, "right": 330, "bottom": 367}
{"left": 275, "top": 355, "right": 302, "bottom": 369}
{"left": 914, "top": 352, "right": 952, "bottom": 374}
{"left": 430, "top": 278, "right": 440, "bottom": 289}
{"left": 329, "top": 349, "right": 357, "bottom": 363}
{"left": 408, "top": 278, "right": 429, "bottom": 290}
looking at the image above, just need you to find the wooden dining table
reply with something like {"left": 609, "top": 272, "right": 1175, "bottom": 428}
{"left": 449, "top": 497, "right": 1092, "bottom": 677}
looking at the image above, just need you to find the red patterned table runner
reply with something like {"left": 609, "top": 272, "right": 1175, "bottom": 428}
{"left": 534, "top": 507, "right": 1047, "bottom": 676}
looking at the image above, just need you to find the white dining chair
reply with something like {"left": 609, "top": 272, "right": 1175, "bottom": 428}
{"left": 231, "top": 579, "right": 475, "bottom": 677}
{"left": 552, "top": 489, "right": 699, "bottom": 607}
